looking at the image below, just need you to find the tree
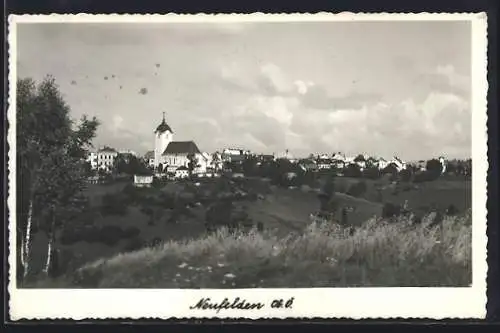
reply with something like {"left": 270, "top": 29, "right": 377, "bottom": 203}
{"left": 343, "top": 163, "right": 362, "bottom": 178}
{"left": 157, "top": 163, "right": 164, "bottom": 174}
{"left": 318, "top": 174, "right": 336, "bottom": 213}
{"left": 242, "top": 155, "right": 258, "bottom": 176}
{"left": 211, "top": 151, "right": 221, "bottom": 172}
{"left": 82, "top": 161, "right": 94, "bottom": 177}
{"left": 113, "top": 154, "right": 128, "bottom": 175}
{"left": 17, "top": 76, "right": 99, "bottom": 281}
{"left": 363, "top": 166, "right": 381, "bottom": 180}
{"left": 187, "top": 153, "right": 200, "bottom": 178}
{"left": 354, "top": 154, "right": 366, "bottom": 162}
{"left": 399, "top": 168, "right": 412, "bottom": 182}
{"left": 426, "top": 159, "right": 443, "bottom": 180}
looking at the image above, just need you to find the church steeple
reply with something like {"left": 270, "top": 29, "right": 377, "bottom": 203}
{"left": 155, "top": 112, "right": 173, "bottom": 134}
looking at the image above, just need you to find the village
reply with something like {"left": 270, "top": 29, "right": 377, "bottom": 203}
{"left": 85, "top": 113, "right": 460, "bottom": 188}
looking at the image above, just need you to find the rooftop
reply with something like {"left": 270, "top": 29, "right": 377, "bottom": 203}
{"left": 162, "top": 141, "right": 201, "bottom": 155}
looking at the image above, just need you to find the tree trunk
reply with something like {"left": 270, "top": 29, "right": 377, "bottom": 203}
{"left": 44, "top": 209, "right": 57, "bottom": 276}
{"left": 44, "top": 235, "right": 53, "bottom": 275}
{"left": 22, "top": 199, "right": 33, "bottom": 280}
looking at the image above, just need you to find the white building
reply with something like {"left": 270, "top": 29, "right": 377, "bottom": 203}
{"left": 134, "top": 175, "right": 153, "bottom": 187}
{"left": 153, "top": 113, "right": 209, "bottom": 174}
{"left": 86, "top": 146, "right": 118, "bottom": 173}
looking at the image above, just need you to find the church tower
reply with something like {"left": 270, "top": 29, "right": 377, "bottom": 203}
{"left": 154, "top": 112, "right": 173, "bottom": 168}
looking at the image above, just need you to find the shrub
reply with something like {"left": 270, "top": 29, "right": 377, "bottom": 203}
{"left": 399, "top": 169, "right": 412, "bottom": 182}
{"left": 382, "top": 203, "right": 401, "bottom": 219}
{"left": 101, "top": 193, "right": 128, "bottom": 216}
{"left": 363, "top": 167, "right": 381, "bottom": 180}
{"left": 346, "top": 181, "right": 367, "bottom": 198}
{"left": 123, "top": 227, "right": 141, "bottom": 238}
{"left": 149, "top": 237, "right": 162, "bottom": 248}
{"left": 343, "top": 164, "right": 362, "bottom": 178}
{"left": 446, "top": 204, "right": 459, "bottom": 216}
{"left": 96, "top": 225, "right": 125, "bottom": 246}
{"left": 60, "top": 228, "right": 83, "bottom": 245}
{"left": 123, "top": 237, "right": 145, "bottom": 252}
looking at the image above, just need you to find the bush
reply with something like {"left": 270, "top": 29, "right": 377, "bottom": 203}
{"left": 446, "top": 204, "right": 459, "bottom": 216}
{"left": 123, "top": 237, "right": 145, "bottom": 252}
{"left": 382, "top": 203, "right": 401, "bottom": 219}
{"left": 101, "top": 193, "right": 129, "bottom": 216}
{"left": 97, "top": 225, "right": 125, "bottom": 246}
{"left": 343, "top": 164, "right": 362, "bottom": 178}
{"left": 346, "top": 181, "right": 367, "bottom": 198}
{"left": 399, "top": 169, "right": 412, "bottom": 182}
{"left": 123, "top": 226, "right": 141, "bottom": 238}
{"left": 60, "top": 228, "right": 84, "bottom": 245}
{"left": 413, "top": 170, "right": 440, "bottom": 183}
{"left": 363, "top": 167, "right": 381, "bottom": 180}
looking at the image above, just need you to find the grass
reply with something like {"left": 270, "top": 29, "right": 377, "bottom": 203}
{"left": 35, "top": 210, "right": 472, "bottom": 288}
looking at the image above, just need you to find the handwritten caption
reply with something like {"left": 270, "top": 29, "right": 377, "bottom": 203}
{"left": 189, "top": 297, "right": 295, "bottom": 313}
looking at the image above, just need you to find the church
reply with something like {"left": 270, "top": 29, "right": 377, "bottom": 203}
{"left": 153, "top": 113, "right": 210, "bottom": 175}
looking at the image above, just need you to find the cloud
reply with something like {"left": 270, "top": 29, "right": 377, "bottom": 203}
{"left": 300, "top": 84, "right": 382, "bottom": 110}
{"left": 413, "top": 64, "right": 470, "bottom": 100}
{"left": 109, "top": 114, "right": 124, "bottom": 133}
{"left": 300, "top": 91, "right": 471, "bottom": 159}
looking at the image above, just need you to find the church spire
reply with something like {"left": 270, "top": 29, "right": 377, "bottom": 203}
{"left": 155, "top": 111, "right": 173, "bottom": 134}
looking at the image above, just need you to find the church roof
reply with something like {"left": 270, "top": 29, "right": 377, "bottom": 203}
{"left": 162, "top": 141, "right": 201, "bottom": 155}
{"left": 155, "top": 113, "right": 173, "bottom": 134}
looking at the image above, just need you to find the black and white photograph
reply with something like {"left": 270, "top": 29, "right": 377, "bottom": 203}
{"left": 8, "top": 13, "right": 488, "bottom": 319}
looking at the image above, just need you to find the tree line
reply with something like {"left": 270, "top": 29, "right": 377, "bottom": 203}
{"left": 17, "top": 76, "right": 99, "bottom": 282}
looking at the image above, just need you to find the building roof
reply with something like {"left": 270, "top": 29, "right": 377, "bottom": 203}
{"left": 176, "top": 166, "right": 189, "bottom": 171}
{"left": 162, "top": 141, "right": 201, "bottom": 155}
{"left": 155, "top": 113, "right": 173, "bottom": 134}
{"left": 99, "top": 146, "right": 117, "bottom": 153}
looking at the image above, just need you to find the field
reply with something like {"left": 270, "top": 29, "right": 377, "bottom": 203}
{"left": 24, "top": 175, "right": 472, "bottom": 288}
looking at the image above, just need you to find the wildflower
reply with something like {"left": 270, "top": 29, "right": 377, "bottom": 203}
{"left": 178, "top": 263, "right": 188, "bottom": 268}
{"left": 217, "top": 263, "right": 225, "bottom": 268}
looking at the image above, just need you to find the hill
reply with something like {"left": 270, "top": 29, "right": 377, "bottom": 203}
{"left": 31, "top": 211, "right": 472, "bottom": 288}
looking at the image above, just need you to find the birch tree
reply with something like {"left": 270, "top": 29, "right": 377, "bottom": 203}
{"left": 17, "top": 76, "right": 99, "bottom": 282}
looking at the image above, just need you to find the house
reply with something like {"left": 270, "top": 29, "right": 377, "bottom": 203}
{"left": 317, "top": 157, "right": 333, "bottom": 170}
{"left": 377, "top": 158, "right": 389, "bottom": 170}
{"left": 298, "top": 159, "right": 318, "bottom": 172}
{"left": 256, "top": 154, "right": 275, "bottom": 165}
{"left": 222, "top": 148, "right": 250, "bottom": 163}
{"left": 86, "top": 146, "right": 119, "bottom": 173}
{"left": 390, "top": 156, "right": 407, "bottom": 172}
{"left": 134, "top": 175, "right": 153, "bottom": 187}
{"left": 175, "top": 166, "right": 189, "bottom": 179}
{"left": 153, "top": 113, "right": 209, "bottom": 174}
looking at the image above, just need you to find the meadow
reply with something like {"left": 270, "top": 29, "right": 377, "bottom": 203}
{"left": 24, "top": 174, "right": 472, "bottom": 288}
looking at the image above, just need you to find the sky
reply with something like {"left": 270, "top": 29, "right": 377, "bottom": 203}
{"left": 16, "top": 20, "right": 472, "bottom": 161}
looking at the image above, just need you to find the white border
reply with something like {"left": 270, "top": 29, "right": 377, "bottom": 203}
{"left": 7, "top": 13, "right": 489, "bottom": 320}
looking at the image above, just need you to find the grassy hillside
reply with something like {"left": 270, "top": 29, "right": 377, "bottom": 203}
{"left": 23, "top": 177, "right": 471, "bottom": 283}
{"left": 32, "top": 211, "right": 472, "bottom": 288}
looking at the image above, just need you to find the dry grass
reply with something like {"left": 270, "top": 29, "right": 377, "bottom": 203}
{"left": 37, "top": 211, "right": 472, "bottom": 288}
